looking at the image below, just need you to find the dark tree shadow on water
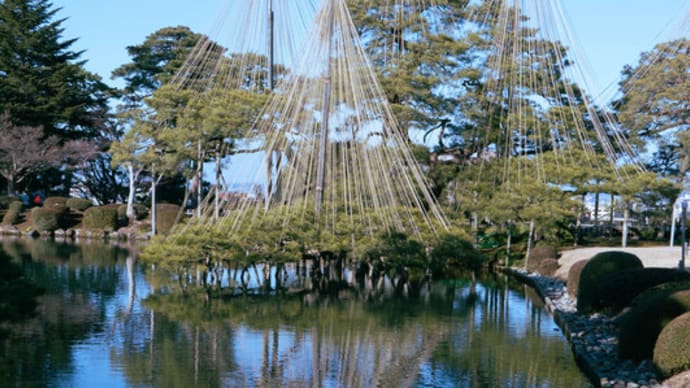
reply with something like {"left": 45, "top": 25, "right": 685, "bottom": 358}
{"left": 0, "top": 248, "right": 44, "bottom": 339}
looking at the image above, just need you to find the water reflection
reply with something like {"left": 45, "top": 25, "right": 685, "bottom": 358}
{"left": 0, "top": 238, "right": 590, "bottom": 387}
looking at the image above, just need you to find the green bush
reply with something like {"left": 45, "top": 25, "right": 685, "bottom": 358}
{"left": 117, "top": 203, "right": 149, "bottom": 224}
{"left": 617, "top": 288, "right": 690, "bottom": 361}
{"left": 31, "top": 206, "right": 67, "bottom": 232}
{"left": 594, "top": 268, "right": 690, "bottom": 313}
{"left": 155, "top": 204, "right": 180, "bottom": 234}
{"left": 429, "top": 233, "right": 486, "bottom": 277}
{"left": 654, "top": 311, "right": 690, "bottom": 379}
{"left": 526, "top": 245, "right": 558, "bottom": 273}
{"left": 82, "top": 206, "right": 119, "bottom": 231}
{"left": 0, "top": 196, "right": 19, "bottom": 209}
{"left": 576, "top": 251, "right": 643, "bottom": 314}
{"left": 65, "top": 198, "right": 92, "bottom": 212}
{"left": 567, "top": 259, "right": 588, "bottom": 298}
{"left": 43, "top": 196, "right": 68, "bottom": 208}
{"left": 2, "top": 201, "right": 23, "bottom": 225}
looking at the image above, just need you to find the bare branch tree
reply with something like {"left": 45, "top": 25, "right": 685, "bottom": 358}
{"left": 0, "top": 113, "right": 98, "bottom": 195}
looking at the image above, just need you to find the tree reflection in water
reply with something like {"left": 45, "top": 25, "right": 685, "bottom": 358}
{"left": 0, "top": 238, "right": 590, "bottom": 387}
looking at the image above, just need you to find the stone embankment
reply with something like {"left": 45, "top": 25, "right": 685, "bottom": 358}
{"left": 0, "top": 224, "right": 148, "bottom": 241}
{"left": 509, "top": 269, "right": 664, "bottom": 388}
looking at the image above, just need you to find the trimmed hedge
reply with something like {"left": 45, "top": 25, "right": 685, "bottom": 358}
{"left": 155, "top": 204, "right": 180, "bottom": 234}
{"left": 593, "top": 268, "right": 690, "bottom": 313}
{"left": 43, "top": 196, "right": 68, "bottom": 208}
{"left": 617, "top": 287, "right": 690, "bottom": 361}
{"left": 31, "top": 206, "right": 67, "bottom": 232}
{"left": 654, "top": 311, "right": 690, "bottom": 379}
{"left": 82, "top": 206, "right": 119, "bottom": 231}
{"left": 527, "top": 245, "right": 558, "bottom": 273}
{"left": 2, "top": 201, "right": 23, "bottom": 225}
{"left": 567, "top": 259, "right": 588, "bottom": 298}
{"left": 576, "top": 251, "right": 643, "bottom": 314}
{"left": 66, "top": 198, "right": 92, "bottom": 212}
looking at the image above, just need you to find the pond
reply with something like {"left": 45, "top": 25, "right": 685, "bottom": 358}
{"left": 0, "top": 238, "right": 591, "bottom": 387}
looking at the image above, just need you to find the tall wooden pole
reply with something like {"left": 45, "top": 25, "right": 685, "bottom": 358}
{"left": 315, "top": 1, "right": 334, "bottom": 217}
{"left": 265, "top": 0, "right": 275, "bottom": 211}
{"left": 268, "top": 0, "right": 275, "bottom": 90}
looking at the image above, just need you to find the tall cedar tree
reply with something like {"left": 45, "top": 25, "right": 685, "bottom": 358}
{"left": 0, "top": 0, "right": 111, "bottom": 140}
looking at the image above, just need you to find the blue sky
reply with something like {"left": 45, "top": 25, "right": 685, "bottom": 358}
{"left": 51, "top": 0, "right": 689, "bottom": 104}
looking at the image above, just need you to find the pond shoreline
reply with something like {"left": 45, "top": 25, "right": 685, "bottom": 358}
{"left": 506, "top": 268, "right": 663, "bottom": 388}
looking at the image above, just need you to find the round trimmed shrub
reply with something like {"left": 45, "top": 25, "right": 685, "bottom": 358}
{"left": 567, "top": 259, "right": 588, "bottom": 298}
{"left": 155, "top": 204, "right": 180, "bottom": 234}
{"left": 65, "top": 198, "right": 92, "bottom": 212}
{"left": 537, "top": 258, "right": 560, "bottom": 277}
{"left": 654, "top": 311, "right": 690, "bottom": 379}
{"left": 31, "top": 206, "right": 67, "bottom": 232}
{"left": 594, "top": 268, "right": 690, "bottom": 313}
{"left": 43, "top": 196, "right": 68, "bottom": 208}
{"left": 526, "top": 245, "right": 558, "bottom": 273}
{"left": 2, "top": 201, "right": 23, "bottom": 225}
{"left": 576, "top": 251, "right": 643, "bottom": 314}
{"left": 82, "top": 206, "right": 119, "bottom": 231}
{"left": 617, "top": 288, "right": 690, "bottom": 361}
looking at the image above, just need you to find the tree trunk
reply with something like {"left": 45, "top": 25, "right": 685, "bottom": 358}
{"left": 126, "top": 164, "right": 138, "bottom": 223}
{"left": 174, "top": 184, "right": 191, "bottom": 225}
{"left": 594, "top": 187, "right": 600, "bottom": 226}
{"left": 151, "top": 165, "right": 157, "bottom": 236}
{"left": 525, "top": 219, "right": 535, "bottom": 269}
{"left": 196, "top": 139, "right": 203, "bottom": 219}
{"left": 505, "top": 223, "right": 511, "bottom": 267}
{"left": 214, "top": 151, "right": 221, "bottom": 222}
{"left": 622, "top": 206, "right": 629, "bottom": 248}
{"left": 471, "top": 211, "right": 478, "bottom": 248}
{"left": 609, "top": 196, "right": 616, "bottom": 238}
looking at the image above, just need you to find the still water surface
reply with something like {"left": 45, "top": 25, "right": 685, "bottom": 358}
{"left": 0, "top": 238, "right": 590, "bottom": 387}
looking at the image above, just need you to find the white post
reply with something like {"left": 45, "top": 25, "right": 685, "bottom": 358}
{"left": 670, "top": 203, "right": 678, "bottom": 247}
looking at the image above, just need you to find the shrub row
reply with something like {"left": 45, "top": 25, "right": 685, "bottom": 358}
{"left": 617, "top": 286, "right": 690, "bottom": 362}
{"left": 564, "top": 251, "right": 690, "bottom": 376}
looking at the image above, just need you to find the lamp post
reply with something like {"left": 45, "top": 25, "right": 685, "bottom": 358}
{"left": 681, "top": 200, "right": 687, "bottom": 270}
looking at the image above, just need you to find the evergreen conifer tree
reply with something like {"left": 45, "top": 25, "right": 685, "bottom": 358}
{"left": 0, "top": 0, "right": 111, "bottom": 140}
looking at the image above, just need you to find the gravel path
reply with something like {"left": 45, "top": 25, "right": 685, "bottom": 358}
{"left": 555, "top": 245, "right": 686, "bottom": 280}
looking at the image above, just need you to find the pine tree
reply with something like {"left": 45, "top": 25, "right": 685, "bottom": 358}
{"left": 0, "top": 0, "right": 111, "bottom": 140}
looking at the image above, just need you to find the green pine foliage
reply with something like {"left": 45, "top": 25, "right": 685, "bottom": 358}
{"left": 0, "top": 0, "right": 111, "bottom": 139}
